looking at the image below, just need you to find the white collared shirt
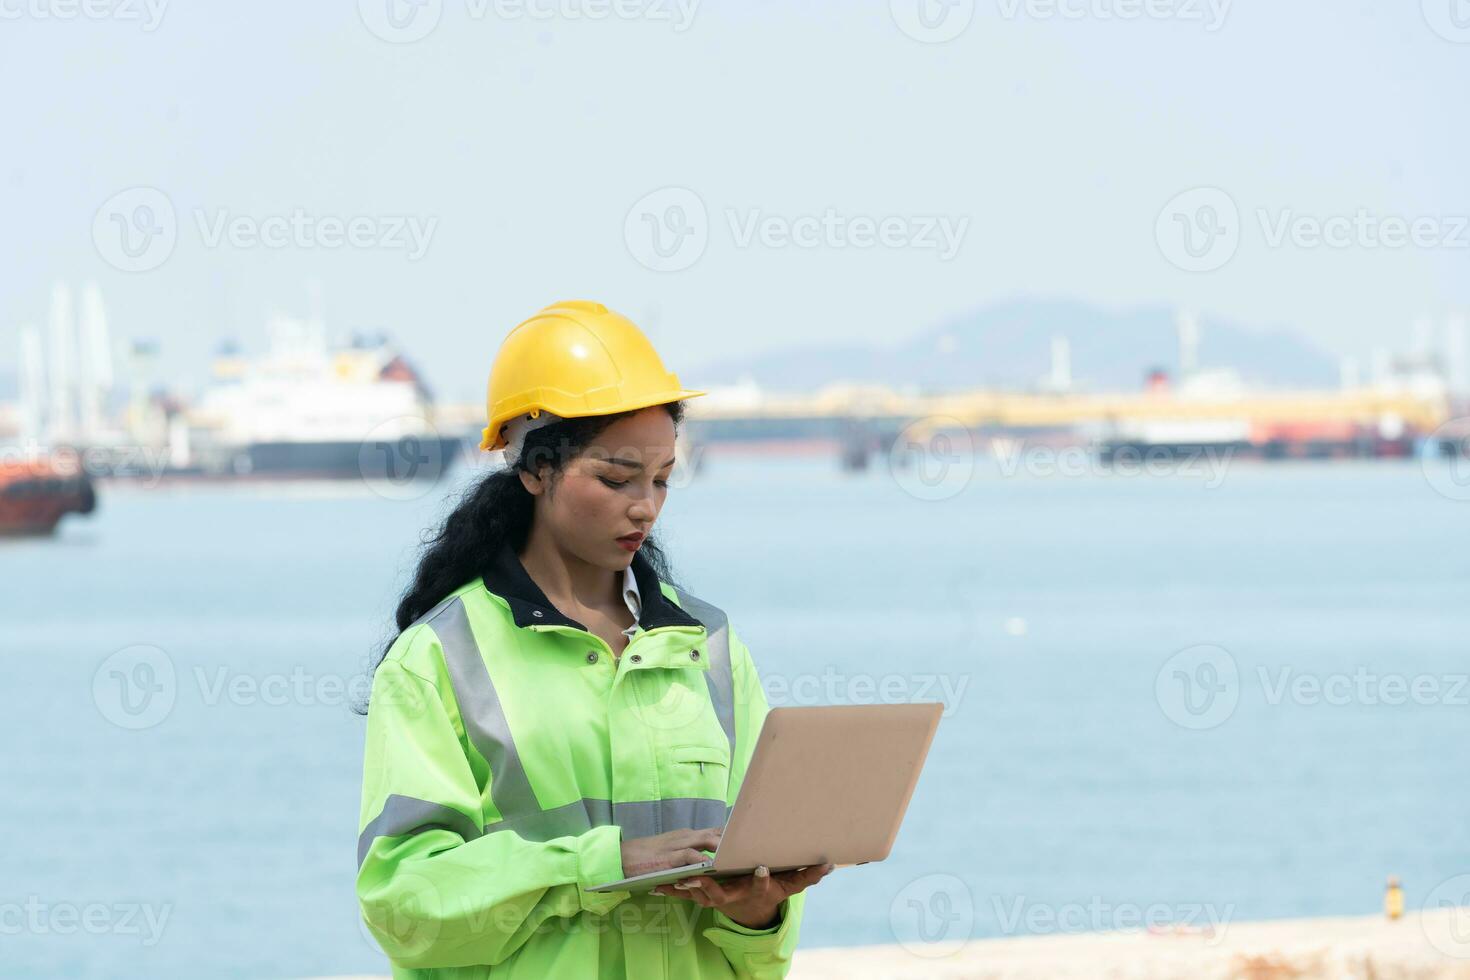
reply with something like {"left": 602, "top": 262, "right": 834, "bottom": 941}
{"left": 621, "top": 564, "right": 642, "bottom": 641}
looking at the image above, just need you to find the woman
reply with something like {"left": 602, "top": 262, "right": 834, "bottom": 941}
{"left": 356, "top": 300, "right": 832, "bottom": 979}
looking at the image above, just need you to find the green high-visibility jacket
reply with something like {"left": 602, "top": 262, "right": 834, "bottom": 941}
{"left": 357, "top": 542, "right": 806, "bottom": 978}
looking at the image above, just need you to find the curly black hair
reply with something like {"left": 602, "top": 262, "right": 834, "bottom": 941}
{"left": 356, "top": 402, "right": 686, "bottom": 713}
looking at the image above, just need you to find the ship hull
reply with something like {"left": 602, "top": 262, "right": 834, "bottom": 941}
{"left": 0, "top": 470, "right": 97, "bottom": 536}
{"left": 221, "top": 436, "right": 465, "bottom": 480}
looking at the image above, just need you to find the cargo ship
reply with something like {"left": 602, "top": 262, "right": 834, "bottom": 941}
{"left": 1094, "top": 418, "right": 1417, "bottom": 463}
{"left": 1092, "top": 366, "right": 1431, "bottom": 463}
{"left": 0, "top": 458, "right": 96, "bottom": 535}
{"left": 180, "top": 314, "right": 465, "bottom": 481}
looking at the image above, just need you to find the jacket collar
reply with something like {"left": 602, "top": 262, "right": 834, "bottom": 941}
{"left": 480, "top": 540, "right": 703, "bottom": 633}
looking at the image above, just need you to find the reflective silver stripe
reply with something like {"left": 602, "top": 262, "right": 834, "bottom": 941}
{"left": 421, "top": 596, "right": 542, "bottom": 823}
{"left": 614, "top": 798, "right": 731, "bottom": 839}
{"left": 674, "top": 588, "right": 737, "bottom": 763}
{"left": 482, "top": 797, "right": 611, "bottom": 842}
{"left": 405, "top": 590, "right": 738, "bottom": 850}
{"left": 360, "top": 794, "right": 731, "bottom": 864}
{"left": 482, "top": 797, "right": 732, "bottom": 842}
{"left": 358, "top": 793, "right": 481, "bottom": 867}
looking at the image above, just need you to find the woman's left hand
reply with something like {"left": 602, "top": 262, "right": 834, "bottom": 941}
{"left": 652, "top": 863, "right": 835, "bottom": 929}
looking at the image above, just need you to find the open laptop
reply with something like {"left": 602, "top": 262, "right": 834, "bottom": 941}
{"left": 589, "top": 702, "right": 943, "bottom": 893}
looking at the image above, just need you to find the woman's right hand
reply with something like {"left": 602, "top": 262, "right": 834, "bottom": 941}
{"left": 619, "top": 826, "right": 722, "bottom": 878}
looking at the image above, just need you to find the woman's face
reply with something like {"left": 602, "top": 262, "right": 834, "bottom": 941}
{"left": 521, "top": 406, "right": 678, "bottom": 570}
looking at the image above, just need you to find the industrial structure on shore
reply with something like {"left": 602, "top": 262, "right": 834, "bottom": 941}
{"left": 636, "top": 312, "right": 1466, "bottom": 468}
{"left": 1, "top": 290, "right": 1466, "bottom": 528}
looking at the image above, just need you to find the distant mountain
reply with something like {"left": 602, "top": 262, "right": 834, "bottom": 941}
{"left": 695, "top": 299, "right": 1339, "bottom": 393}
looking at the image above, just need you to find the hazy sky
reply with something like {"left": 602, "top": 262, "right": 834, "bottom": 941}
{"left": 2, "top": 1, "right": 1466, "bottom": 401}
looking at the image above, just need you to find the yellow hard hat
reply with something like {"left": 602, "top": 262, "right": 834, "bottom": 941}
{"left": 480, "top": 300, "right": 706, "bottom": 451}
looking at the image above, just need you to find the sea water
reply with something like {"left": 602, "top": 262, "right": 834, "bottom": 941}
{"left": 4, "top": 455, "right": 1468, "bottom": 977}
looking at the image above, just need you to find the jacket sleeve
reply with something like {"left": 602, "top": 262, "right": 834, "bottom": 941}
{"left": 355, "top": 626, "right": 629, "bottom": 970}
{"left": 700, "top": 621, "right": 808, "bottom": 979}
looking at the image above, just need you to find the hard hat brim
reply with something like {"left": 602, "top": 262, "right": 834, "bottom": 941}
{"left": 479, "top": 387, "right": 706, "bottom": 452}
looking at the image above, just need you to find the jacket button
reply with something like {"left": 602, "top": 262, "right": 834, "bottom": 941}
{"left": 690, "top": 650, "right": 701, "bottom": 661}
{"left": 586, "top": 652, "right": 598, "bottom": 664}
{"left": 630, "top": 654, "right": 642, "bottom": 663}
